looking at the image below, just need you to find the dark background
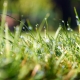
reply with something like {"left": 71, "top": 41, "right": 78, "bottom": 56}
{"left": 0, "top": 0, "right": 80, "bottom": 31}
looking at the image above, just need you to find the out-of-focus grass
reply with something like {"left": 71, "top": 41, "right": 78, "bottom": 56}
{"left": 1, "top": 22, "right": 80, "bottom": 80}
{"left": 1, "top": 0, "right": 80, "bottom": 80}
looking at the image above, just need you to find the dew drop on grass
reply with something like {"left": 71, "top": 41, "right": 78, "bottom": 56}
{"left": 44, "top": 38, "right": 49, "bottom": 43}
{"left": 57, "top": 46, "right": 61, "bottom": 50}
{"left": 67, "top": 23, "right": 69, "bottom": 26}
{"left": 20, "top": 35, "right": 23, "bottom": 39}
{"left": 22, "top": 27, "right": 25, "bottom": 30}
{"left": 50, "top": 51, "right": 53, "bottom": 54}
{"left": 28, "top": 26, "right": 32, "bottom": 30}
{"left": 67, "top": 27, "right": 73, "bottom": 31}
{"left": 45, "top": 18, "right": 47, "bottom": 20}
{"left": 76, "top": 16, "right": 78, "bottom": 19}
{"left": 67, "top": 27, "right": 71, "bottom": 31}
{"left": 35, "top": 24, "right": 39, "bottom": 30}
{"left": 44, "top": 26, "right": 46, "bottom": 28}
{"left": 77, "top": 20, "right": 79, "bottom": 25}
{"left": 62, "top": 65, "right": 65, "bottom": 69}
{"left": 36, "top": 24, "right": 39, "bottom": 27}
{"left": 16, "top": 27, "right": 19, "bottom": 31}
{"left": 62, "top": 20, "right": 64, "bottom": 23}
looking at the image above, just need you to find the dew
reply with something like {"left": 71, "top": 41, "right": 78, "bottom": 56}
{"left": 15, "top": 27, "right": 19, "bottom": 31}
{"left": 35, "top": 24, "right": 39, "bottom": 30}
{"left": 67, "top": 27, "right": 73, "bottom": 31}
{"left": 62, "top": 65, "right": 65, "bottom": 69}
{"left": 67, "top": 27, "right": 71, "bottom": 31}
{"left": 62, "top": 20, "right": 64, "bottom": 23}
{"left": 22, "top": 27, "right": 25, "bottom": 30}
{"left": 50, "top": 51, "right": 53, "bottom": 54}
{"left": 28, "top": 26, "right": 32, "bottom": 30}
{"left": 57, "top": 46, "right": 62, "bottom": 50}
{"left": 44, "top": 27, "right": 46, "bottom": 31}
{"left": 45, "top": 18, "right": 47, "bottom": 20}
{"left": 43, "top": 26, "right": 45, "bottom": 29}
{"left": 44, "top": 38, "right": 50, "bottom": 43}
{"left": 77, "top": 20, "right": 80, "bottom": 26}
{"left": 20, "top": 35, "right": 23, "bottom": 39}
{"left": 36, "top": 24, "right": 39, "bottom": 27}
{"left": 76, "top": 16, "right": 78, "bottom": 19}
{"left": 67, "top": 23, "right": 69, "bottom": 26}
{"left": 59, "top": 23, "right": 62, "bottom": 27}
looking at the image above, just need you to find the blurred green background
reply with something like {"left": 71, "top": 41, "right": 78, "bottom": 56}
{"left": 0, "top": 0, "right": 80, "bottom": 31}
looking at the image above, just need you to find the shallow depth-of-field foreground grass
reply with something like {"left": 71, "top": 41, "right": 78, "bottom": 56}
{"left": 1, "top": 1, "right": 80, "bottom": 80}
{"left": 0, "top": 24, "right": 80, "bottom": 80}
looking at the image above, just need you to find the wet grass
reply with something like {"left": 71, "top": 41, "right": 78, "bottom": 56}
{"left": 0, "top": 22, "right": 80, "bottom": 80}
{"left": 0, "top": 0, "right": 80, "bottom": 80}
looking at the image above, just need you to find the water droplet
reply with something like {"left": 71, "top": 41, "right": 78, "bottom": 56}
{"left": 45, "top": 18, "right": 47, "bottom": 20}
{"left": 36, "top": 24, "right": 39, "bottom": 27}
{"left": 76, "top": 16, "right": 78, "bottom": 19}
{"left": 22, "top": 27, "right": 25, "bottom": 30}
{"left": 57, "top": 46, "right": 61, "bottom": 50}
{"left": 67, "top": 28, "right": 73, "bottom": 31}
{"left": 77, "top": 21, "right": 80, "bottom": 25}
{"left": 67, "top": 23, "right": 69, "bottom": 26}
{"left": 44, "top": 26, "right": 46, "bottom": 29}
{"left": 62, "top": 20, "right": 64, "bottom": 23}
{"left": 20, "top": 35, "right": 23, "bottom": 39}
{"left": 29, "top": 26, "right": 32, "bottom": 30}
{"left": 44, "top": 38, "right": 49, "bottom": 43}
{"left": 50, "top": 51, "right": 53, "bottom": 54}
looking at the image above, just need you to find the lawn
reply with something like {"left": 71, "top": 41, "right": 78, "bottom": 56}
{"left": 0, "top": 0, "right": 80, "bottom": 80}
{"left": 0, "top": 24, "right": 80, "bottom": 80}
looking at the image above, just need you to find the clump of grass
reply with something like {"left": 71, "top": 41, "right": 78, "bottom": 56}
{"left": 0, "top": 0, "right": 80, "bottom": 80}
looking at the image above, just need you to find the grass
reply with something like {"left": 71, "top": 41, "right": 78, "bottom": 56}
{"left": 0, "top": 22, "right": 80, "bottom": 80}
{"left": 0, "top": 0, "right": 80, "bottom": 80}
